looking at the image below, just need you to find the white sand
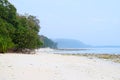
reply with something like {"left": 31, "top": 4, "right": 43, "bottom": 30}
{"left": 0, "top": 52, "right": 120, "bottom": 80}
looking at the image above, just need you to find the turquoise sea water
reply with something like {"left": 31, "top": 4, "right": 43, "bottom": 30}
{"left": 54, "top": 48, "right": 120, "bottom": 54}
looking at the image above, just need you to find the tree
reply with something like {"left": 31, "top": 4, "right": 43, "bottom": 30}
{"left": 13, "top": 14, "right": 42, "bottom": 53}
{"left": 27, "top": 15, "right": 40, "bottom": 33}
{"left": 0, "top": 0, "right": 17, "bottom": 26}
{"left": 0, "top": 0, "right": 43, "bottom": 53}
{"left": 0, "top": 0, "right": 16, "bottom": 53}
{"left": 0, "top": 19, "right": 14, "bottom": 53}
{"left": 0, "top": 0, "right": 42, "bottom": 53}
{"left": 0, "top": 18, "right": 15, "bottom": 53}
{"left": 40, "top": 35, "right": 57, "bottom": 49}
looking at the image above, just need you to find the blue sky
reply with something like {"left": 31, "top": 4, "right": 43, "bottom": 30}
{"left": 9, "top": 0, "right": 120, "bottom": 46}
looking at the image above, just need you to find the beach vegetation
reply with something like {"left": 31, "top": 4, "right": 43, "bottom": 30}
{"left": 40, "top": 35, "right": 57, "bottom": 49}
{"left": 0, "top": 0, "right": 57, "bottom": 53}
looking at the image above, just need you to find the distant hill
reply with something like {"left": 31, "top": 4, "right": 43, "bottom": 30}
{"left": 54, "top": 39, "right": 91, "bottom": 48}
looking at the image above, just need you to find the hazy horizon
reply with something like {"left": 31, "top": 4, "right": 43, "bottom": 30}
{"left": 9, "top": 0, "right": 120, "bottom": 46}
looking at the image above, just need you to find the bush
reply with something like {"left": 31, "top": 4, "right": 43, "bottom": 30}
{"left": 0, "top": 36, "right": 14, "bottom": 53}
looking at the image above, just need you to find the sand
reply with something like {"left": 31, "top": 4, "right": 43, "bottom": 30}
{"left": 0, "top": 52, "right": 120, "bottom": 80}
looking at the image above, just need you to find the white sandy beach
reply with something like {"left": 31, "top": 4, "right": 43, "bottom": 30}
{"left": 0, "top": 51, "right": 120, "bottom": 80}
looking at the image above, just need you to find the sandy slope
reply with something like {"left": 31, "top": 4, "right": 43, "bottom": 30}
{"left": 0, "top": 53, "right": 120, "bottom": 80}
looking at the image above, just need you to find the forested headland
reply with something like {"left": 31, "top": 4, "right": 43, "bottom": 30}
{"left": 0, "top": 0, "right": 57, "bottom": 53}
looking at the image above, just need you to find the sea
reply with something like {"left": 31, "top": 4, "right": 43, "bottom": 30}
{"left": 53, "top": 48, "right": 120, "bottom": 54}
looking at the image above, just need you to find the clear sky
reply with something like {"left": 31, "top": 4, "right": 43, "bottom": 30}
{"left": 9, "top": 0, "right": 120, "bottom": 46}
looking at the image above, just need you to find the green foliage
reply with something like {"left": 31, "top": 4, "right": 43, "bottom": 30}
{"left": 0, "top": 18, "right": 15, "bottom": 53}
{"left": 18, "top": 14, "right": 40, "bottom": 33}
{"left": 0, "top": 0, "right": 16, "bottom": 53}
{"left": 0, "top": 0, "right": 42, "bottom": 53}
{"left": 13, "top": 26, "right": 42, "bottom": 50}
{"left": 27, "top": 15, "right": 40, "bottom": 33}
{"left": 12, "top": 14, "right": 42, "bottom": 51}
{"left": 40, "top": 35, "right": 57, "bottom": 49}
{"left": 0, "top": 35, "right": 14, "bottom": 53}
{"left": 0, "top": 18, "right": 15, "bottom": 37}
{"left": 0, "top": 0, "right": 17, "bottom": 26}
{"left": 0, "top": 0, "right": 55, "bottom": 53}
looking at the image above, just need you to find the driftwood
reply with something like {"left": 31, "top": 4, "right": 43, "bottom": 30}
{"left": 22, "top": 49, "right": 36, "bottom": 54}
{"left": 9, "top": 48, "right": 36, "bottom": 54}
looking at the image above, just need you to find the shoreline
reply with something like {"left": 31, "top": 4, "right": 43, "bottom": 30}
{"left": 58, "top": 53, "right": 120, "bottom": 63}
{"left": 1, "top": 51, "right": 120, "bottom": 63}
